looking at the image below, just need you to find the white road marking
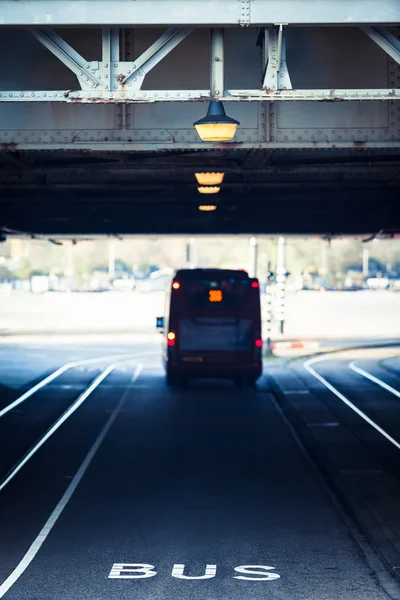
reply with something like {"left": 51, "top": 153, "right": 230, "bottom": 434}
{"left": 108, "top": 563, "right": 281, "bottom": 581}
{"left": 109, "top": 564, "right": 157, "bottom": 579}
{"left": 233, "top": 565, "right": 280, "bottom": 581}
{"left": 304, "top": 356, "right": 400, "bottom": 451}
{"left": 0, "top": 358, "right": 142, "bottom": 492}
{"left": 0, "top": 351, "right": 142, "bottom": 419}
{"left": 349, "top": 362, "right": 400, "bottom": 399}
{"left": 0, "top": 364, "right": 143, "bottom": 599}
{"left": 171, "top": 564, "right": 217, "bottom": 580}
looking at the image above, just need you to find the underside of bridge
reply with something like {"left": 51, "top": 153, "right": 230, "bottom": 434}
{"left": 1, "top": 147, "right": 400, "bottom": 236}
{"left": 0, "top": 1, "right": 399, "bottom": 236}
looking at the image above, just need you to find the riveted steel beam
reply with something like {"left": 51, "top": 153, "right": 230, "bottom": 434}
{"left": 1, "top": 89, "right": 399, "bottom": 102}
{"left": 30, "top": 29, "right": 99, "bottom": 90}
{"left": 210, "top": 28, "right": 224, "bottom": 97}
{"left": 263, "top": 25, "right": 292, "bottom": 91}
{"left": 2, "top": 0, "right": 400, "bottom": 26}
{"left": 117, "top": 28, "right": 192, "bottom": 87}
{"left": 0, "top": 142, "right": 399, "bottom": 152}
{"left": 102, "top": 28, "right": 120, "bottom": 92}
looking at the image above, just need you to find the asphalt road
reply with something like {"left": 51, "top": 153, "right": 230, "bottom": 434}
{"left": 0, "top": 341, "right": 399, "bottom": 599}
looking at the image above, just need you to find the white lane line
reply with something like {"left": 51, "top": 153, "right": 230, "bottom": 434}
{"left": 304, "top": 356, "right": 400, "bottom": 451}
{"left": 0, "top": 363, "right": 143, "bottom": 599}
{"left": 0, "top": 358, "right": 144, "bottom": 492}
{"left": 0, "top": 351, "right": 141, "bottom": 419}
{"left": 349, "top": 362, "right": 400, "bottom": 399}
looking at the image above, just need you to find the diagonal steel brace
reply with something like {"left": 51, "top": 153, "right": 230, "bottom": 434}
{"left": 117, "top": 28, "right": 192, "bottom": 86}
{"left": 30, "top": 28, "right": 99, "bottom": 89}
{"left": 361, "top": 26, "right": 400, "bottom": 65}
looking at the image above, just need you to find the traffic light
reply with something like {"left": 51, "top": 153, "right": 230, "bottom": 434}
{"left": 266, "top": 270, "right": 275, "bottom": 282}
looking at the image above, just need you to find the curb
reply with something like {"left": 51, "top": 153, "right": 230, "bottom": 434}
{"left": 0, "top": 328, "right": 156, "bottom": 337}
{"left": 270, "top": 340, "right": 320, "bottom": 350}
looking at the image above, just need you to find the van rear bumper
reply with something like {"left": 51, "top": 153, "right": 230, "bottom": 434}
{"left": 167, "top": 360, "right": 262, "bottom": 379}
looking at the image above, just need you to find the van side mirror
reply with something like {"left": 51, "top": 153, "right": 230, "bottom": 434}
{"left": 156, "top": 316, "right": 164, "bottom": 329}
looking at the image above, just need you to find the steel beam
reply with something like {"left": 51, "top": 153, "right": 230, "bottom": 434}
{"left": 361, "top": 26, "right": 400, "bottom": 64}
{"left": 1, "top": 89, "right": 399, "bottom": 102}
{"left": 30, "top": 29, "right": 99, "bottom": 90}
{"left": 101, "top": 28, "right": 120, "bottom": 92}
{"left": 0, "top": 142, "right": 399, "bottom": 151}
{"left": 117, "top": 28, "right": 192, "bottom": 88}
{"left": 1, "top": 0, "right": 400, "bottom": 26}
{"left": 102, "top": 28, "right": 120, "bottom": 63}
{"left": 263, "top": 26, "right": 292, "bottom": 91}
{"left": 4, "top": 164, "right": 398, "bottom": 177}
{"left": 210, "top": 28, "right": 224, "bottom": 97}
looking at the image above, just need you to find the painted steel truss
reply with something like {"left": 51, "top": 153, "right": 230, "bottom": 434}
{"left": 1, "top": 0, "right": 399, "bottom": 26}
{"left": 0, "top": 26, "right": 399, "bottom": 103}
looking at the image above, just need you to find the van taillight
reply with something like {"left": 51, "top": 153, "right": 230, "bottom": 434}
{"left": 167, "top": 332, "right": 176, "bottom": 347}
{"left": 255, "top": 339, "right": 263, "bottom": 348}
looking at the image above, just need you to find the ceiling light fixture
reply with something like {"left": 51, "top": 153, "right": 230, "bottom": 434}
{"left": 198, "top": 205, "right": 217, "bottom": 212}
{"left": 197, "top": 186, "right": 220, "bottom": 194}
{"left": 193, "top": 102, "right": 239, "bottom": 142}
{"left": 195, "top": 172, "right": 225, "bottom": 185}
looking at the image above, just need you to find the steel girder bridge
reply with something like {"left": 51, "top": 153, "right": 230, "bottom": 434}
{"left": 0, "top": 0, "right": 399, "bottom": 236}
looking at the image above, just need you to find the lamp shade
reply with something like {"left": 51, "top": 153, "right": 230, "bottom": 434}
{"left": 198, "top": 205, "right": 217, "bottom": 212}
{"left": 195, "top": 172, "right": 224, "bottom": 185}
{"left": 197, "top": 186, "right": 220, "bottom": 194}
{"left": 194, "top": 102, "right": 239, "bottom": 142}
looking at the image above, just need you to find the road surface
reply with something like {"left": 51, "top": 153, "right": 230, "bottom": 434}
{"left": 0, "top": 341, "right": 399, "bottom": 599}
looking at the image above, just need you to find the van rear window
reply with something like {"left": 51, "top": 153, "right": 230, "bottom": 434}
{"left": 179, "top": 317, "right": 252, "bottom": 351}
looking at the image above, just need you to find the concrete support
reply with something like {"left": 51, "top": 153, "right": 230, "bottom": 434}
{"left": 321, "top": 242, "right": 328, "bottom": 277}
{"left": 248, "top": 236, "right": 258, "bottom": 278}
{"left": 65, "top": 243, "right": 74, "bottom": 278}
{"left": 363, "top": 246, "right": 370, "bottom": 278}
{"left": 186, "top": 237, "right": 196, "bottom": 268}
{"left": 108, "top": 241, "right": 115, "bottom": 278}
